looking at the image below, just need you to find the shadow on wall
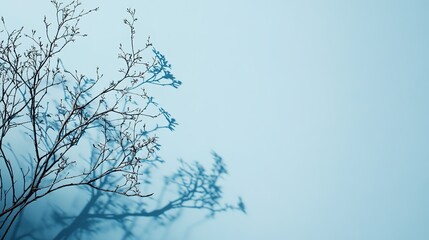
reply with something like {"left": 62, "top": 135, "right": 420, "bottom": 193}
{"left": 9, "top": 153, "right": 246, "bottom": 240}
{"left": 0, "top": 3, "right": 245, "bottom": 239}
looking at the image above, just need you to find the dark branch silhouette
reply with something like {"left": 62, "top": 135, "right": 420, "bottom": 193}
{"left": 0, "top": 1, "right": 183, "bottom": 238}
{"left": 0, "top": 1, "right": 244, "bottom": 239}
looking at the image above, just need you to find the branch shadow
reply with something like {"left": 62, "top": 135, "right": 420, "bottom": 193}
{"left": 10, "top": 153, "right": 245, "bottom": 240}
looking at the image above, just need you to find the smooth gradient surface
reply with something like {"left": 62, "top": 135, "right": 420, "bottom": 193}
{"left": 2, "top": 0, "right": 429, "bottom": 239}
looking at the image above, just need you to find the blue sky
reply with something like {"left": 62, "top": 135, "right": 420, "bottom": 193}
{"left": 3, "top": 0, "right": 429, "bottom": 239}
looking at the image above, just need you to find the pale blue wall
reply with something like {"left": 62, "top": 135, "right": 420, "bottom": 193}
{"left": 2, "top": 0, "right": 429, "bottom": 239}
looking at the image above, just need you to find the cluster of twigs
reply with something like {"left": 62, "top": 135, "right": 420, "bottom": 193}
{"left": 0, "top": 1, "right": 181, "bottom": 238}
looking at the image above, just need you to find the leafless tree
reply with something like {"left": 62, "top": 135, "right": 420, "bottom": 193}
{"left": 0, "top": 1, "right": 186, "bottom": 238}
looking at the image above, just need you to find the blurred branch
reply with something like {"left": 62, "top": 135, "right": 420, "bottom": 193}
{"left": 12, "top": 154, "right": 245, "bottom": 240}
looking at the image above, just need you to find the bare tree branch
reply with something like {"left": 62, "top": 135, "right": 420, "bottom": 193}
{"left": 0, "top": 1, "right": 182, "bottom": 238}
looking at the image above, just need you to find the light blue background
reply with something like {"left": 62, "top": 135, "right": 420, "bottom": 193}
{"left": 3, "top": 0, "right": 429, "bottom": 239}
